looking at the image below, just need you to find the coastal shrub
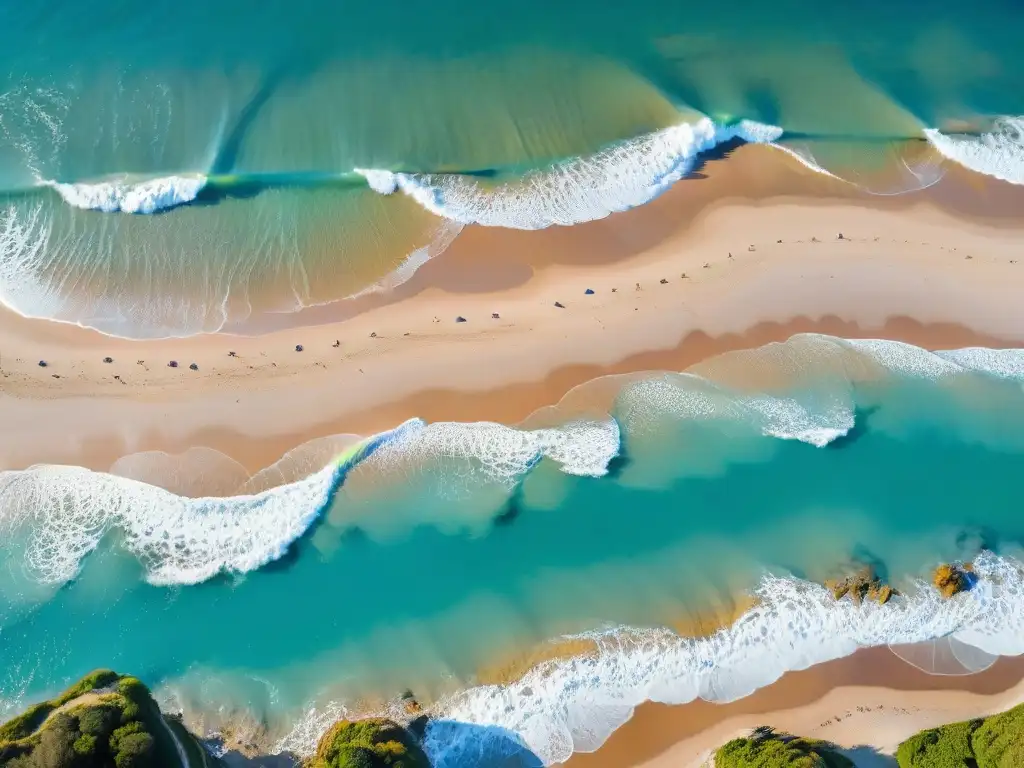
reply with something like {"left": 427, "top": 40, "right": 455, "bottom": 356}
{"left": 971, "top": 702, "right": 1024, "bottom": 767}
{"left": 895, "top": 719, "right": 980, "bottom": 767}
{"left": 714, "top": 727, "right": 854, "bottom": 767}
{"left": 311, "top": 718, "right": 429, "bottom": 768}
{"left": 0, "top": 670, "right": 120, "bottom": 743}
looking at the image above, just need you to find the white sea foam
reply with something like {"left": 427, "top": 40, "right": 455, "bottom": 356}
{"left": 416, "top": 552, "right": 1024, "bottom": 766}
{"left": 45, "top": 173, "right": 208, "bottom": 214}
{"left": 924, "top": 117, "right": 1024, "bottom": 186}
{"left": 356, "top": 118, "right": 783, "bottom": 229}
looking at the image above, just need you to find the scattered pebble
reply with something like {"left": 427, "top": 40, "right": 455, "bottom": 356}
{"left": 38, "top": 360, "right": 47, "bottom": 368}
{"left": 370, "top": 332, "right": 377, "bottom": 337}
{"left": 659, "top": 278, "right": 668, "bottom": 284}
{"left": 168, "top": 360, "right": 178, "bottom": 368}
{"left": 295, "top": 344, "right": 304, "bottom": 352}
{"left": 585, "top": 288, "right": 595, "bottom": 295}
{"left": 189, "top": 363, "right": 199, "bottom": 371}
{"left": 333, "top": 340, "right": 341, "bottom": 347}
{"left": 611, "top": 287, "right": 617, "bottom": 292}
{"left": 681, "top": 273, "right": 688, "bottom": 279}
{"left": 228, "top": 351, "right": 237, "bottom": 357}
{"left": 965, "top": 255, "right": 973, "bottom": 260}
{"left": 554, "top": 302, "right": 565, "bottom": 308}
{"left": 51, "top": 374, "right": 59, "bottom": 379}
{"left": 455, "top": 316, "right": 467, "bottom": 323}
{"left": 703, "top": 262, "right": 710, "bottom": 268}
{"left": 103, "top": 356, "right": 113, "bottom": 364}
{"left": 491, "top": 313, "right": 500, "bottom": 319}
{"left": 837, "top": 232, "right": 844, "bottom": 240}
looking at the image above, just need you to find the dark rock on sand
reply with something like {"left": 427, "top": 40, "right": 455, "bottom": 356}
{"left": 554, "top": 301, "right": 565, "bottom": 308}
{"left": 585, "top": 288, "right": 595, "bottom": 295}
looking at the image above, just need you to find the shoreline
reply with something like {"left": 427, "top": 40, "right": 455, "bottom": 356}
{"left": 564, "top": 646, "right": 1024, "bottom": 768}
{"left": 4, "top": 148, "right": 1024, "bottom": 474}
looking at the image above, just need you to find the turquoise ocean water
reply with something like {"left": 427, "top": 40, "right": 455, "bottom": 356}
{"left": 4, "top": 336, "right": 1024, "bottom": 764}
{"left": 1, "top": 0, "right": 1023, "bottom": 335}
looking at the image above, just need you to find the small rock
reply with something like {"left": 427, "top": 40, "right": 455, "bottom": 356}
{"left": 38, "top": 360, "right": 47, "bottom": 368}
{"left": 333, "top": 339, "right": 341, "bottom": 347}
{"left": 491, "top": 313, "right": 500, "bottom": 319}
{"left": 228, "top": 351, "right": 237, "bottom": 357}
{"left": 933, "top": 563, "right": 974, "bottom": 599}
{"left": 611, "top": 287, "right": 617, "bottom": 292}
{"left": 554, "top": 301, "right": 565, "bottom": 308}
{"left": 965, "top": 255, "right": 973, "bottom": 260}
{"left": 659, "top": 278, "right": 668, "bottom": 284}
{"left": 837, "top": 233, "right": 844, "bottom": 240}
{"left": 455, "top": 316, "right": 467, "bottom": 323}
{"left": 103, "top": 356, "right": 113, "bottom": 364}
{"left": 189, "top": 363, "right": 199, "bottom": 371}
{"left": 168, "top": 361, "right": 178, "bottom": 368}
{"left": 585, "top": 288, "right": 595, "bottom": 295}
{"left": 295, "top": 344, "right": 304, "bottom": 352}
{"left": 370, "top": 332, "right": 377, "bottom": 337}
{"left": 703, "top": 262, "right": 710, "bottom": 268}
{"left": 51, "top": 374, "right": 59, "bottom": 379}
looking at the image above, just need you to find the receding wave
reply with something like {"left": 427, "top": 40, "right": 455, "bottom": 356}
{"left": 44, "top": 174, "right": 208, "bottom": 214}
{"left": 924, "top": 116, "right": 1024, "bottom": 186}
{"left": 356, "top": 118, "right": 784, "bottom": 229}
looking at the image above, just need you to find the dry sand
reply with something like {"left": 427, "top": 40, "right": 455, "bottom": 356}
{"left": 565, "top": 646, "right": 1024, "bottom": 768}
{"left": 2, "top": 146, "right": 1024, "bottom": 474}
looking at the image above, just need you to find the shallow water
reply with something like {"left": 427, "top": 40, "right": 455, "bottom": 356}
{"left": 3, "top": 335, "right": 1024, "bottom": 764}
{"left": 1, "top": 1, "right": 1023, "bottom": 334}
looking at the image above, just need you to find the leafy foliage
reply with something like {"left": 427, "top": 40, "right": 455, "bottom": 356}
{"left": 895, "top": 702, "right": 1024, "bottom": 767}
{"left": 311, "top": 718, "right": 430, "bottom": 768}
{"left": 714, "top": 727, "right": 854, "bottom": 768}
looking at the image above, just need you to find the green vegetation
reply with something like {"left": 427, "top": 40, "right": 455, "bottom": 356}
{"left": 0, "top": 671, "right": 216, "bottom": 768}
{"left": 309, "top": 718, "right": 429, "bottom": 768}
{"left": 714, "top": 726, "right": 854, "bottom": 768}
{"left": 896, "top": 701, "right": 1024, "bottom": 767}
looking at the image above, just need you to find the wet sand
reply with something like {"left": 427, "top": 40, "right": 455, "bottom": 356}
{"left": 564, "top": 646, "right": 1024, "bottom": 767}
{"left": 2, "top": 147, "right": 1024, "bottom": 475}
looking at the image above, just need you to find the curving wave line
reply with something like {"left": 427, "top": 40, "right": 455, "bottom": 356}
{"left": 416, "top": 552, "right": 1024, "bottom": 766}
{"left": 924, "top": 117, "right": 1024, "bottom": 186}
{"left": 0, "top": 416, "right": 620, "bottom": 589}
{"left": 44, "top": 174, "right": 209, "bottom": 214}
{"left": 355, "top": 118, "right": 784, "bottom": 229}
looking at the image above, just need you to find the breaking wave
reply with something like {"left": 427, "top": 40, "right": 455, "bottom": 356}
{"left": 44, "top": 174, "right": 208, "bottom": 214}
{"left": 418, "top": 552, "right": 1024, "bottom": 766}
{"left": 924, "top": 117, "right": 1024, "bottom": 186}
{"left": 356, "top": 118, "right": 783, "bottom": 229}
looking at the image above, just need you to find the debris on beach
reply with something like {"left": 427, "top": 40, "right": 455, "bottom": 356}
{"left": 295, "top": 344, "right": 304, "bottom": 352}
{"left": 455, "top": 316, "right": 467, "bottom": 323}
{"left": 837, "top": 232, "right": 844, "bottom": 240}
{"left": 189, "top": 363, "right": 199, "bottom": 371}
{"left": 370, "top": 332, "right": 377, "bottom": 337}
{"left": 168, "top": 360, "right": 178, "bottom": 368}
{"left": 228, "top": 351, "right": 237, "bottom": 357}
{"left": 38, "top": 360, "right": 47, "bottom": 367}
{"left": 585, "top": 288, "right": 595, "bottom": 295}
{"left": 660, "top": 278, "right": 668, "bottom": 284}
{"left": 333, "top": 340, "right": 341, "bottom": 347}
{"left": 103, "top": 356, "right": 113, "bottom": 363}
{"left": 554, "top": 302, "right": 565, "bottom": 308}
{"left": 492, "top": 313, "right": 500, "bottom": 319}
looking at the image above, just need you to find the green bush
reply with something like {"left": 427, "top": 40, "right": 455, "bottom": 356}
{"left": 895, "top": 702, "right": 1024, "bottom": 767}
{"left": 112, "top": 731, "right": 155, "bottom": 768}
{"left": 895, "top": 720, "right": 980, "bottom": 768}
{"left": 311, "top": 718, "right": 429, "bottom": 768}
{"left": 714, "top": 727, "right": 854, "bottom": 768}
{"left": 0, "top": 670, "right": 120, "bottom": 743}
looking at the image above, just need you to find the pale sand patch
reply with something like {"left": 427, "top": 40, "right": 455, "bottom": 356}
{"left": 564, "top": 647, "right": 1024, "bottom": 768}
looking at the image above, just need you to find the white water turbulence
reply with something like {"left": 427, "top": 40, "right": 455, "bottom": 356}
{"left": 924, "top": 117, "right": 1024, "bottom": 185}
{"left": 411, "top": 553, "right": 1024, "bottom": 766}
{"left": 44, "top": 174, "right": 208, "bottom": 213}
{"left": 0, "top": 416, "right": 619, "bottom": 596}
{"left": 357, "top": 118, "right": 782, "bottom": 229}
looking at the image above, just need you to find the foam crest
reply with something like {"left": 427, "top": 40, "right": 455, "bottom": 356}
{"left": 368, "top": 418, "right": 621, "bottom": 484}
{"left": 45, "top": 174, "right": 207, "bottom": 213}
{"left": 356, "top": 118, "right": 782, "bottom": 229}
{"left": 924, "top": 117, "right": 1024, "bottom": 185}
{"left": 0, "top": 420, "right": 419, "bottom": 587}
{"left": 427, "top": 552, "right": 1024, "bottom": 766}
